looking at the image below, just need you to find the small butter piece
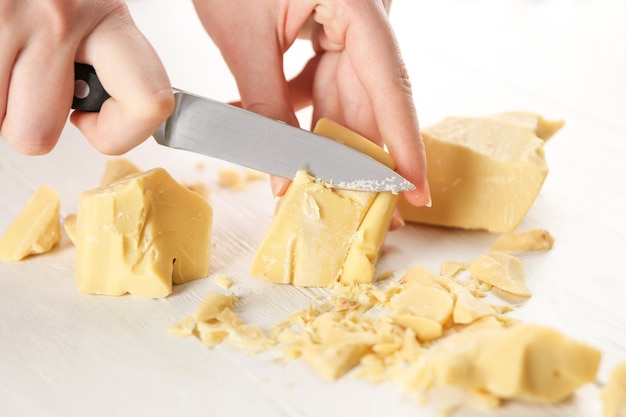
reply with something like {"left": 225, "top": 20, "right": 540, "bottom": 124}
{"left": 407, "top": 324, "right": 600, "bottom": 403}
{"left": 602, "top": 364, "right": 626, "bottom": 417}
{"left": 302, "top": 342, "right": 370, "bottom": 381}
{"left": 100, "top": 158, "right": 141, "bottom": 186}
{"left": 192, "top": 292, "right": 235, "bottom": 321}
{"left": 390, "top": 281, "right": 454, "bottom": 325}
{"left": 450, "top": 282, "right": 499, "bottom": 324}
{"left": 251, "top": 118, "right": 397, "bottom": 287}
{"left": 440, "top": 261, "right": 469, "bottom": 277}
{"left": 469, "top": 253, "right": 531, "bottom": 298}
{"left": 398, "top": 113, "right": 562, "bottom": 232}
{"left": 218, "top": 169, "right": 245, "bottom": 190}
{"left": 490, "top": 228, "right": 555, "bottom": 252}
{"left": 0, "top": 185, "right": 61, "bottom": 261}
{"left": 74, "top": 168, "right": 212, "bottom": 298}
{"left": 392, "top": 314, "right": 443, "bottom": 342}
{"left": 170, "top": 291, "right": 270, "bottom": 349}
{"left": 244, "top": 169, "right": 267, "bottom": 181}
{"left": 214, "top": 274, "right": 233, "bottom": 290}
{"left": 63, "top": 214, "right": 77, "bottom": 245}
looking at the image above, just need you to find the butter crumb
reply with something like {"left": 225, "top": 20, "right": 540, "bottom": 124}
{"left": 214, "top": 274, "right": 233, "bottom": 290}
{"left": 0, "top": 185, "right": 61, "bottom": 261}
{"left": 63, "top": 214, "right": 77, "bottom": 245}
{"left": 218, "top": 169, "right": 246, "bottom": 190}
{"left": 245, "top": 169, "right": 268, "bottom": 181}
{"left": 490, "top": 228, "right": 555, "bottom": 252}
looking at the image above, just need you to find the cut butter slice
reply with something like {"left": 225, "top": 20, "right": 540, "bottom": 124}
{"left": 398, "top": 113, "right": 563, "bottom": 232}
{"left": 250, "top": 118, "right": 398, "bottom": 287}
{"left": 0, "top": 185, "right": 61, "bottom": 261}
{"left": 74, "top": 167, "right": 212, "bottom": 298}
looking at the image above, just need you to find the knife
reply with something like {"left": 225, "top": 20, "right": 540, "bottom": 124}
{"left": 72, "top": 63, "right": 414, "bottom": 193}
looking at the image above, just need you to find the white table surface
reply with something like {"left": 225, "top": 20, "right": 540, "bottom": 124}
{"left": 1, "top": 1, "right": 625, "bottom": 416}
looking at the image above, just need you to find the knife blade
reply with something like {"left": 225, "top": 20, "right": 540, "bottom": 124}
{"left": 72, "top": 63, "right": 414, "bottom": 193}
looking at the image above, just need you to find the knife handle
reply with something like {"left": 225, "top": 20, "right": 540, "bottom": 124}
{"left": 72, "top": 63, "right": 110, "bottom": 112}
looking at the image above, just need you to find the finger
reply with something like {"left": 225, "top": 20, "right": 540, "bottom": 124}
{"left": 194, "top": 1, "right": 310, "bottom": 196}
{"left": 270, "top": 176, "right": 291, "bottom": 197}
{"left": 317, "top": 1, "right": 431, "bottom": 207}
{"left": 286, "top": 54, "right": 321, "bottom": 113}
{"left": 310, "top": 52, "right": 344, "bottom": 128}
{"left": 2, "top": 41, "right": 74, "bottom": 154}
{"left": 0, "top": 22, "right": 23, "bottom": 147}
{"left": 70, "top": 11, "right": 174, "bottom": 155}
{"left": 229, "top": 50, "right": 321, "bottom": 113}
{"left": 350, "top": 9, "right": 430, "bottom": 206}
{"left": 333, "top": 52, "right": 383, "bottom": 148}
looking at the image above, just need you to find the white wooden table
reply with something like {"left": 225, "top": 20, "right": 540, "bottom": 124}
{"left": 1, "top": 1, "right": 625, "bottom": 416}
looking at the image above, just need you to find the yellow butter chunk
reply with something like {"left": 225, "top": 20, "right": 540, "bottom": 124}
{"left": 398, "top": 113, "right": 563, "bottom": 232}
{"left": 392, "top": 314, "right": 442, "bottom": 342}
{"left": 214, "top": 274, "right": 233, "bottom": 290}
{"left": 250, "top": 118, "right": 398, "bottom": 287}
{"left": 0, "top": 185, "right": 61, "bottom": 261}
{"left": 170, "top": 291, "right": 270, "bottom": 349}
{"left": 63, "top": 214, "right": 77, "bottom": 245}
{"left": 469, "top": 253, "right": 531, "bottom": 298}
{"left": 449, "top": 282, "right": 500, "bottom": 324}
{"left": 192, "top": 292, "right": 235, "bottom": 321}
{"left": 100, "top": 158, "right": 141, "bottom": 186}
{"left": 74, "top": 168, "right": 212, "bottom": 298}
{"left": 302, "top": 342, "right": 370, "bottom": 381}
{"left": 603, "top": 364, "right": 626, "bottom": 417}
{"left": 217, "top": 169, "right": 245, "bottom": 190}
{"left": 390, "top": 281, "right": 454, "bottom": 325}
{"left": 406, "top": 324, "right": 600, "bottom": 403}
{"left": 490, "top": 228, "right": 555, "bottom": 252}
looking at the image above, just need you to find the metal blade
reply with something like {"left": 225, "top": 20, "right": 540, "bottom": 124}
{"left": 152, "top": 91, "right": 414, "bottom": 193}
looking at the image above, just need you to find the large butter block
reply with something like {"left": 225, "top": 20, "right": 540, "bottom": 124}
{"left": 399, "top": 113, "right": 563, "bottom": 232}
{"left": 250, "top": 118, "right": 398, "bottom": 287}
{"left": 74, "top": 168, "right": 212, "bottom": 298}
{"left": 0, "top": 185, "right": 61, "bottom": 261}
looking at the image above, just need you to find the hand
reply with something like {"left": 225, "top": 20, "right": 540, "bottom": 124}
{"left": 192, "top": 0, "right": 430, "bottom": 209}
{"left": 0, "top": 0, "right": 174, "bottom": 155}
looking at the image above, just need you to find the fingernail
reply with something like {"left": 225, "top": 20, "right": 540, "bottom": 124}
{"left": 270, "top": 177, "right": 290, "bottom": 197}
{"left": 423, "top": 179, "right": 432, "bottom": 207}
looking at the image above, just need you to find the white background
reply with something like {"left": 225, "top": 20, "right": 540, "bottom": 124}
{"left": 1, "top": 1, "right": 625, "bottom": 416}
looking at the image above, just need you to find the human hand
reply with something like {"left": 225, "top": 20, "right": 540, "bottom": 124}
{"left": 192, "top": 0, "right": 430, "bottom": 211}
{"left": 0, "top": 0, "right": 174, "bottom": 155}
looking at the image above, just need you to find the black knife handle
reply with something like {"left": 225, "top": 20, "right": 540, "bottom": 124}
{"left": 72, "top": 63, "right": 110, "bottom": 112}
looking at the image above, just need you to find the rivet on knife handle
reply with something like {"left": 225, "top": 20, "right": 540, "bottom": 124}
{"left": 72, "top": 63, "right": 110, "bottom": 112}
